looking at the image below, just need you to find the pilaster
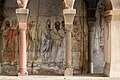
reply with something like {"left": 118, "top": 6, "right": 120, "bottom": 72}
{"left": 104, "top": 9, "right": 120, "bottom": 77}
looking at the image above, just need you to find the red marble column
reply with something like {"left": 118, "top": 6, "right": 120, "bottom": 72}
{"left": 16, "top": 8, "right": 29, "bottom": 76}
{"left": 18, "top": 23, "right": 28, "bottom": 76}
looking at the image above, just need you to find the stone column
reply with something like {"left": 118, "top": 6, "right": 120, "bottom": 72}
{"left": 104, "top": 10, "right": 120, "bottom": 77}
{"left": 63, "top": 9, "right": 76, "bottom": 76}
{"left": 16, "top": 8, "right": 29, "bottom": 76}
{"left": 88, "top": 18, "right": 95, "bottom": 73}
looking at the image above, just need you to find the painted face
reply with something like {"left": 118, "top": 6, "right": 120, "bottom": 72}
{"left": 5, "top": 20, "right": 10, "bottom": 28}
{"left": 73, "top": 20, "right": 77, "bottom": 25}
{"left": 55, "top": 21, "right": 60, "bottom": 31}
{"left": 46, "top": 19, "right": 51, "bottom": 29}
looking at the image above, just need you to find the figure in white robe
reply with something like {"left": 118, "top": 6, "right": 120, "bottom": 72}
{"left": 40, "top": 19, "right": 53, "bottom": 62}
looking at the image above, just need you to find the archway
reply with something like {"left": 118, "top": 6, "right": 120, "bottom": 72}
{"left": 87, "top": 0, "right": 113, "bottom": 75}
{"left": 103, "top": 0, "right": 120, "bottom": 77}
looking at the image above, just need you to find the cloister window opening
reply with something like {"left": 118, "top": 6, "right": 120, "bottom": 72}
{"left": 0, "top": 0, "right": 114, "bottom": 77}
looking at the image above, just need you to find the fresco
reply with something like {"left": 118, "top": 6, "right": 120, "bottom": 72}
{"left": 0, "top": 0, "right": 89, "bottom": 75}
{"left": 1, "top": 18, "right": 18, "bottom": 74}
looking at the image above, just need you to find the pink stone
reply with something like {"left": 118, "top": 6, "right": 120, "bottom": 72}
{"left": 18, "top": 23, "right": 28, "bottom": 76}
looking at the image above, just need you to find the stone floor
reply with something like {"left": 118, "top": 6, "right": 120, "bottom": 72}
{"left": 0, "top": 75, "right": 120, "bottom": 80}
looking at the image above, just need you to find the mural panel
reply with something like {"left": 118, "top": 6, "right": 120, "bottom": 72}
{"left": 1, "top": 18, "right": 18, "bottom": 75}
{"left": 0, "top": 0, "right": 89, "bottom": 75}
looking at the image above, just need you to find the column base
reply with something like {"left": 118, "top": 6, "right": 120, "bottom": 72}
{"left": 18, "top": 72, "right": 28, "bottom": 76}
{"left": 104, "top": 62, "right": 120, "bottom": 77}
{"left": 89, "top": 62, "right": 93, "bottom": 74}
{"left": 104, "top": 62, "right": 110, "bottom": 77}
{"left": 64, "top": 67, "right": 73, "bottom": 76}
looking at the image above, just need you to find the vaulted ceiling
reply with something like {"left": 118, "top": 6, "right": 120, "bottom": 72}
{"left": 86, "top": 0, "right": 99, "bottom": 20}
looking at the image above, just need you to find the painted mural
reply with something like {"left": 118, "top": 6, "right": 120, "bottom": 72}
{"left": 1, "top": 18, "right": 18, "bottom": 75}
{"left": 0, "top": 0, "right": 89, "bottom": 75}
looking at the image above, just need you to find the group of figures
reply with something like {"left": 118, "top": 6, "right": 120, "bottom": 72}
{"left": 0, "top": 17, "right": 89, "bottom": 74}
{"left": 26, "top": 19, "right": 66, "bottom": 74}
{"left": 39, "top": 19, "right": 66, "bottom": 63}
{"left": 1, "top": 18, "right": 18, "bottom": 65}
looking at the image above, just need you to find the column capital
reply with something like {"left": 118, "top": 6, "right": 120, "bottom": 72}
{"left": 16, "top": 8, "right": 29, "bottom": 23}
{"left": 104, "top": 10, "right": 120, "bottom": 22}
{"left": 63, "top": 9, "right": 76, "bottom": 24}
{"left": 63, "top": 9, "right": 76, "bottom": 32}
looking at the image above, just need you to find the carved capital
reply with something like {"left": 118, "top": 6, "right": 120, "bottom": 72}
{"left": 16, "top": 8, "right": 29, "bottom": 23}
{"left": 63, "top": 9, "right": 76, "bottom": 24}
{"left": 63, "top": 9, "right": 76, "bottom": 32}
{"left": 104, "top": 10, "right": 120, "bottom": 22}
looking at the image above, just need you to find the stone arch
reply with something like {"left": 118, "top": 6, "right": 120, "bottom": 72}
{"left": 104, "top": 0, "right": 120, "bottom": 10}
{"left": 104, "top": 0, "right": 120, "bottom": 77}
{"left": 87, "top": 0, "right": 112, "bottom": 74}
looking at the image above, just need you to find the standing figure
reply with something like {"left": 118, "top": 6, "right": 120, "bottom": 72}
{"left": 2, "top": 19, "right": 18, "bottom": 64}
{"left": 27, "top": 21, "right": 36, "bottom": 62}
{"left": 39, "top": 19, "right": 53, "bottom": 62}
{"left": 50, "top": 20, "right": 65, "bottom": 63}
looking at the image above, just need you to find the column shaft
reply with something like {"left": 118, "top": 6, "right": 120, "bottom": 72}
{"left": 18, "top": 23, "right": 28, "bottom": 76}
{"left": 88, "top": 20, "right": 95, "bottom": 73}
{"left": 66, "top": 31, "right": 72, "bottom": 67}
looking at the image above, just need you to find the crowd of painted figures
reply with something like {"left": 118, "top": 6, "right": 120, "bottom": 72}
{"left": 0, "top": 0, "right": 106, "bottom": 75}
{"left": 0, "top": 16, "right": 88, "bottom": 74}
{"left": 39, "top": 19, "right": 66, "bottom": 63}
{"left": 1, "top": 18, "right": 18, "bottom": 65}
